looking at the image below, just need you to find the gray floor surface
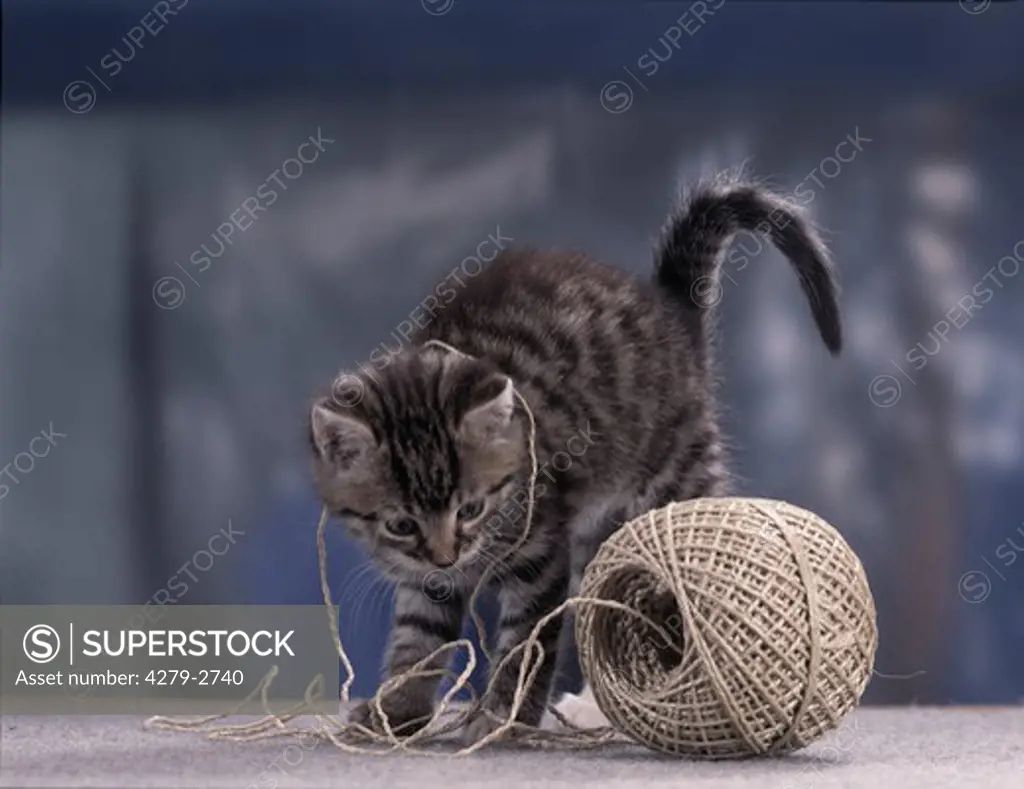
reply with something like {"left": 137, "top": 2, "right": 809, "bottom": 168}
{"left": 2, "top": 708, "right": 1022, "bottom": 788}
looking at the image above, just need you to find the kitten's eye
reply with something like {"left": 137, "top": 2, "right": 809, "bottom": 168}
{"left": 385, "top": 518, "right": 420, "bottom": 538}
{"left": 457, "top": 499, "right": 485, "bottom": 522}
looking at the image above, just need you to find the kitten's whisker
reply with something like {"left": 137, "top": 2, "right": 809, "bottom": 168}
{"left": 348, "top": 566, "right": 392, "bottom": 626}
{"left": 335, "top": 560, "right": 380, "bottom": 622}
{"left": 364, "top": 575, "right": 394, "bottom": 622}
{"left": 334, "top": 561, "right": 376, "bottom": 608}
{"left": 346, "top": 572, "right": 378, "bottom": 627}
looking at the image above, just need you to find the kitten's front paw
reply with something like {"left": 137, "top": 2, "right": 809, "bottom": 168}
{"left": 460, "top": 705, "right": 509, "bottom": 747}
{"left": 348, "top": 695, "right": 434, "bottom": 738}
{"left": 460, "top": 699, "right": 543, "bottom": 747}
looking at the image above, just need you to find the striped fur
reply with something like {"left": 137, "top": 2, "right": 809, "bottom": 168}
{"left": 309, "top": 177, "right": 841, "bottom": 741}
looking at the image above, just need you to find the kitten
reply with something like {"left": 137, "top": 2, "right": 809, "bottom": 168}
{"left": 308, "top": 176, "right": 841, "bottom": 744}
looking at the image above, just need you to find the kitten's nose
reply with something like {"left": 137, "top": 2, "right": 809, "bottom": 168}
{"left": 425, "top": 518, "right": 462, "bottom": 567}
{"left": 426, "top": 541, "right": 459, "bottom": 567}
{"left": 434, "top": 539, "right": 463, "bottom": 567}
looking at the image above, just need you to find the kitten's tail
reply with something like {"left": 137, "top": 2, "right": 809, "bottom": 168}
{"left": 653, "top": 177, "right": 842, "bottom": 355}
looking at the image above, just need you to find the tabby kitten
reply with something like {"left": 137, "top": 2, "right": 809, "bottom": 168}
{"left": 308, "top": 176, "right": 841, "bottom": 743}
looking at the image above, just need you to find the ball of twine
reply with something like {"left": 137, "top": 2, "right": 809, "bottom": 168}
{"left": 575, "top": 497, "right": 878, "bottom": 759}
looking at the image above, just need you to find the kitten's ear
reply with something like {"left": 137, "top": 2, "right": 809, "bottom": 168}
{"left": 309, "top": 400, "right": 376, "bottom": 469}
{"left": 459, "top": 376, "right": 517, "bottom": 446}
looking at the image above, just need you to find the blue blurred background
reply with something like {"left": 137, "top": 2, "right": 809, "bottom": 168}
{"left": 1, "top": 0, "right": 1022, "bottom": 706}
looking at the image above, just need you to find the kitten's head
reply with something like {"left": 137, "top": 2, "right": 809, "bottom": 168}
{"left": 308, "top": 348, "right": 526, "bottom": 581}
